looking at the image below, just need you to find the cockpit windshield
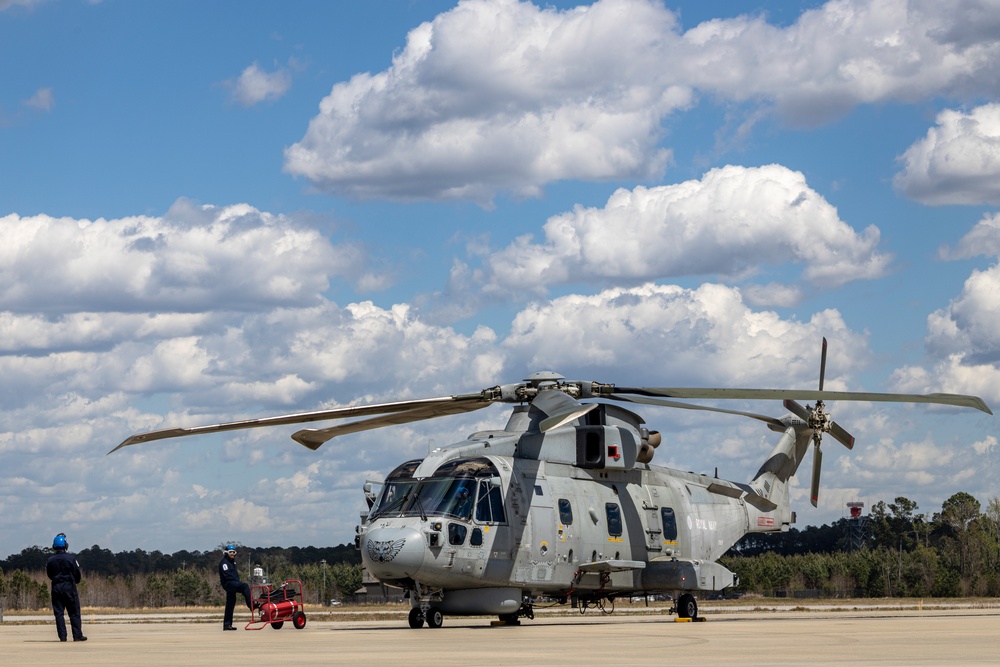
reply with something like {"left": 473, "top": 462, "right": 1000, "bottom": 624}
{"left": 402, "top": 477, "right": 476, "bottom": 519}
{"left": 368, "top": 457, "right": 505, "bottom": 523}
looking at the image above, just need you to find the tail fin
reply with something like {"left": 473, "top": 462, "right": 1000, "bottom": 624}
{"left": 747, "top": 426, "right": 812, "bottom": 531}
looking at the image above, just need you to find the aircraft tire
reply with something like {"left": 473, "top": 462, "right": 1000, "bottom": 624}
{"left": 407, "top": 608, "right": 424, "bottom": 628}
{"left": 426, "top": 608, "right": 444, "bottom": 628}
{"left": 677, "top": 594, "right": 697, "bottom": 619}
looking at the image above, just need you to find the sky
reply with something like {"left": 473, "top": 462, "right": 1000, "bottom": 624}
{"left": 1, "top": 0, "right": 999, "bottom": 557}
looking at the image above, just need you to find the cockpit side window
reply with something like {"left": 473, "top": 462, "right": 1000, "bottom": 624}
{"left": 368, "top": 479, "right": 417, "bottom": 520}
{"left": 475, "top": 479, "right": 506, "bottom": 524}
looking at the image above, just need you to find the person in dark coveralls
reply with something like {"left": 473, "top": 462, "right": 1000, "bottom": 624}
{"left": 218, "top": 544, "right": 252, "bottom": 630}
{"left": 46, "top": 533, "right": 87, "bottom": 642}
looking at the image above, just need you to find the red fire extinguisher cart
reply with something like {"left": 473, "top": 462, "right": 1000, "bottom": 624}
{"left": 246, "top": 579, "right": 307, "bottom": 630}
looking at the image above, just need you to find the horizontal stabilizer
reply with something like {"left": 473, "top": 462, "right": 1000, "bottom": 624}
{"left": 706, "top": 481, "right": 778, "bottom": 512}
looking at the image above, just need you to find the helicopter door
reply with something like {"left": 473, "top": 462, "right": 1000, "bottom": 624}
{"left": 529, "top": 480, "right": 557, "bottom": 583}
{"left": 640, "top": 485, "right": 662, "bottom": 553}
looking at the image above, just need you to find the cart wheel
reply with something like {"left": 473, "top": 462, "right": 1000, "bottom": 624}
{"left": 292, "top": 611, "right": 307, "bottom": 630}
{"left": 270, "top": 621, "right": 284, "bottom": 630}
{"left": 426, "top": 607, "right": 444, "bottom": 629}
{"left": 407, "top": 607, "right": 424, "bottom": 628}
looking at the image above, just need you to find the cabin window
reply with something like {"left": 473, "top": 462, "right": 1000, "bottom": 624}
{"left": 558, "top": 498, "right": 573, "bottom": 525}
{"left": 605, "top": 502, "right": 622, "bottom": 537}
{"left": 448, "top": 523, "right": 467, "bottom": 546}
{"left": 475, "top": 479, "right": 506, "bottom": 524}
{"left": 470, "top": 528, "right": 483, "bottom": 547}
{"left": 661, "top": 507, "right": 677, "bottom": 541}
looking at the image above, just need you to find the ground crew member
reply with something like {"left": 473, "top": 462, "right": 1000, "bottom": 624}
{"left": 46, "top": 533, "right": 87, "bottom": 642}
{"left": 218, "top": 544, "right": 252, "bottom": 630}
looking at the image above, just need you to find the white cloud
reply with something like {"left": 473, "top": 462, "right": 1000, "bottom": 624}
{"left": 938, "top": 213, "right": 1000, "bottom": 260}
{"left": 481, "top": 165, "right": 890, "bottom": 293}
{"left": 284, "top": 0, "right": 691, "bottom": 203}
{"left": 973, "top": 435, "right": 997, "bottom": 455}
{"left": 0, "top": 0, "right": 46, "bottom": 10}
{"left": 229, "top": 62, "right": 291, "bottom": 106}
{"left": 501, "top": 281, "right": 866, "bottom": 386}
{"left": 924, "top": 263, "right": 1000, "bottom": 362}
{"left": 23, "top": 87, "right": 53, "bottom": 111}
{"left": 0, "top": 198, "right": 366, "bottom": 313}
{"left": 894, "top": 104, "right": 1000, "bottom": 205}
{"left": 286, "top": 0, "right": 1000, "bottom": 203}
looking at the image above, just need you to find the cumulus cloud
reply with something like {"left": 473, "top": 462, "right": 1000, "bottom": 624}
{"left": 228, "top": 62, "right": 292, "bottom": 106}
{"left": 481, "top": 164, "right": 890, "bottom": 293}
{"left": 925, "top": 262, "right": 1000, "bottom": 362}
{"left": 286, "top": 0, "right": 686, "bottom": 204}
{"left": 886, "top": 213, "right": 1000, "bottom": 406}
{"left": 894, "top": 104, "right": 1000, "bottom": 205}
{"left": 891, "top": 272, "right": 1000, "bottom": 407}
{"left": 938, "top": 213, "right": 1000, "bottom": 260}
{"left": 501, "top": 281, "right": 866, "bottom": 386}
{"left": 286, "top": 0, "right": 1000, "bottom": 203}
{"left": 0, "top": 198, "right": 366, "bottom": 313}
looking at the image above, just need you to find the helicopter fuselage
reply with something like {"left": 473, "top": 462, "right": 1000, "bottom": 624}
{"left": 358, "top": 402, "right": 798, "bottom": 622}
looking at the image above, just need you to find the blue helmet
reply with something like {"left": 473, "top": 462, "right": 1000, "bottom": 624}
{"left": 53, "top": 533, "right": 68, "bottom": 549}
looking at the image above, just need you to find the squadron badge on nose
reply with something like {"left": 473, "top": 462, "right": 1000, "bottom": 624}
{"left": 367, "top": 538, "right": 406, "bottom": 563}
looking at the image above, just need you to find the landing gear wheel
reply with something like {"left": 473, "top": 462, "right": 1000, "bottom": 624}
{"left": 408, "top": 607, "right": 425, "bottom": 628}
{"left": 270, "top": 621, "right": 284, "bottom": 630}
{"left": 498, "top": 612, "right": 520, "bottom": 625}
{"left": 425, "top": 607, "right": 444, "bottom": 628}
{"left": 292, "top": 611, "right": 307, "bottom": 629}
{"left": 677, "top": 593, "right": 698, "bottom": 619}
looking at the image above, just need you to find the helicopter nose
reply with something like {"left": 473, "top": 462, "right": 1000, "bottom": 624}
{"left": 361, "top": 526, "right": 425, "bottom": 580}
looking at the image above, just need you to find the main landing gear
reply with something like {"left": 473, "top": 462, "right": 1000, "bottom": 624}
{"left": 408, "top": 606, "right": 444, "bottom": 628}
{"left": 675, "top": 593, "right": 698, "bottom": 620}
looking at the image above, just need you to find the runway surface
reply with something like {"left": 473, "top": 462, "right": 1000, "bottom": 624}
{"left": 4, "top": 608, "right": 998, "bottom": 666}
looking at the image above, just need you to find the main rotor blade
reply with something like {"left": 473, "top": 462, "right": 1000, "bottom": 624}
{"left": 610, "top": 394, "right": 785, "bottom": 428}
{"left": 109, "top": 393, "right": 487, "bottom": 454}
{"left": 810, "top": 443, "right": 823, "bottom": 508}
{"left": 614, "top": 387, "right": 992, "bottom": 414}
{"left": 291, "top": 399, "right": 493, "bottom": 450}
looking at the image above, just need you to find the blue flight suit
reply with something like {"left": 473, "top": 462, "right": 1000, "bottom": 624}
{"left": 218, "top": 554, "right": 252, "bottom": 629}
{"left": 46, "top": 550, "right": 85, "bottom": 641}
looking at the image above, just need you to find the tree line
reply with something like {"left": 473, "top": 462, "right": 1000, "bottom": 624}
{"left": 0, "top": 543, "right": 362, "bottom": 610}
{"left": 722, "top": 492, "right": 1000, "bottom": 597}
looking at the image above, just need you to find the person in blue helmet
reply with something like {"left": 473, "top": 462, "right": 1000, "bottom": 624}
{"left": 46, "top": 533, "right": 87, "bottom": 642}
{"left": 218, "top": 544, "right": 252, "bottom": 631}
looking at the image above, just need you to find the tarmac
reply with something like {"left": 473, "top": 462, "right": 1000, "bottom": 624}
{"left": 3, "top": 607, "right": 999, "bottom": 666}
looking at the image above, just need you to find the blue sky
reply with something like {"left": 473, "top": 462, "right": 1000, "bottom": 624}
{"left": 1, "top": 0, "right": 999, "bottom": 555}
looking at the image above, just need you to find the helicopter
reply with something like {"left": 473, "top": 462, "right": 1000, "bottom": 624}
{"left": 111, "top": 339, "right": 991, "bottom": 627}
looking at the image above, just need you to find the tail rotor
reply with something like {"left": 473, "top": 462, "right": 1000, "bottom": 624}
{"left": 782, "top": 338, "right": 855, "bottom": 507}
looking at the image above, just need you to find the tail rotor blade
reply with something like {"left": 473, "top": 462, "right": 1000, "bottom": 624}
{"left": 810, "top": 442, "right": 823, "bottom": 508}
{"left": 784, "top": 399, "right": 810, "bottom": 422}
{"left": 818, "top": 337, "right": 828, "bottom": 392}
{"left": 829, "top": 421, "right": 855, "bottom": 450}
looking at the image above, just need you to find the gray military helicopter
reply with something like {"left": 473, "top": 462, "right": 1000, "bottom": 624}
{"left": 112, "top": 339, "right": 991, "bottom": 627}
